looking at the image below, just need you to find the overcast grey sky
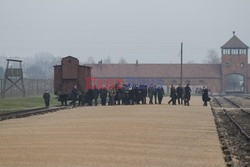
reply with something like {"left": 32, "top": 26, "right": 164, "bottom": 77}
{"left": 0, "top": 0, "right": 250, "bottom": 63}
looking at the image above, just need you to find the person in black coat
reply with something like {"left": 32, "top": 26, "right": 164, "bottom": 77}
{"left": 142, "top": 84, "right": 147, "bottom": 104}
{"left": 176, "top": 84, "right": 183, "bottom": 105}
{"left": 138, "top": 84, "right": 145, "bottom": 104}
{"left": 93, "top": 85, "right": 99, "bottom": 106}
{"left": 86, "top": 88, "right": 93, "bottom": 106}
{"left": 184, "top": 84, "right": 191, "bottom": 106}
{"left": 115, "top": 84, "right": 123, "bottom": 105}
{"left": 79, "top": 90, "right": 86, "bottom": 106}
{"left": 99, "top": 86, "right": 108, "bottom": 106}
{"left": 168, "top": 84, "right": 177, "bottom": 105}
{"left": 135, "top": 84, "right": 141, "bottom": 104}
{"left": 201, "top": 86, "right": 210, "bottom": 106}
{"left": 153, "top": 85, "right": 158, "bottom": 104}
{"left": 121, "top": 84, "right": 127, "bottom": 105}
{"left": 43, "top": 90, "right": 50, "bottom": 108}
{"left": 157, "top": 86, "right": 164, "bottom": 104}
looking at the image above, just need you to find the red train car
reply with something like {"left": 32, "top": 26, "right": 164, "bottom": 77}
{"left": 54, "top": 56, "right": 91, "bottom": 105}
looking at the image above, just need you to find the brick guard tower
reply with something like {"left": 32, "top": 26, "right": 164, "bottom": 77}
{"left": 221, "top": 31, "right": 249, "bottom": 94}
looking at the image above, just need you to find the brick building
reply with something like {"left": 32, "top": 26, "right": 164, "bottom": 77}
{"left": 88, "top": 33, "right": 249, "bottom": 95}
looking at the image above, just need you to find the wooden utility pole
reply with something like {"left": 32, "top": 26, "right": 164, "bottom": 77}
{"left": 180, "top": 43, "right": 183, "bottom": 85}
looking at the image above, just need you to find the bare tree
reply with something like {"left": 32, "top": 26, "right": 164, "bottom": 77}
{"left": 26, "top": 65, "right": 44, "bottom": 79}
{"left": 24, "top": 52, "right": 61, "bottom": 79}
{"left": 103, "top": 56, "right": 112, "bottom": 64}
{"left": 203, "top": 49, "right": 221, "bottom": 64}
{"left": 118, "top": 57, "right": 128, "bottom": 64}
{"left": 85, "top": 56, "right": 95, "bottom": 64}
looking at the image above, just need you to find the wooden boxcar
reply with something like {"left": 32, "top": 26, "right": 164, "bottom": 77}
{"left": 54, "top": 56, "right": 91, "bottom": 105}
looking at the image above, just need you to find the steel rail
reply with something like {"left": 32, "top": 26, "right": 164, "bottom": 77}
{"left": 223, "top": 97, "right": 242, "bottom": 108}
{"left": 223, "top": 97, "right": 250, "bottom": 116}
{"left": 213, "top": 97, "right": 222, "bottom": 108}
{"left": 0, "top": 106, "right": 68, "bottom": 121}
{"left": 214, "top": 97, "right": 250, "bottom": 141}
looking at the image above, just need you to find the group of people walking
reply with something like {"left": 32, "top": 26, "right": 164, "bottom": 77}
{"left": 73, "top": 84, "right": 165, "bottom": 107}
{"left": 167, "top": 84, "right": 211, "bottom": 107}
{"left": 69, "top": 83, "right": 195, "bottom": 107}
{"left": 43, "top": 83, "right": 211, "bottom": 108}
{"left": 168, "top": 84, "right": 191, "bottom": 106}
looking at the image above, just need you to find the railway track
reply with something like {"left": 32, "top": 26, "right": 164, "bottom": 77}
{"left": 214, "top": 97, "right": 250, "bottom": 140}
{"left": 0, "top": 106, "right": 68, "bottom": 121}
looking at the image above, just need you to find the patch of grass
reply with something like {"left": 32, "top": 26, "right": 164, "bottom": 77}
{"left": 0, "top": 96, "right": 60, "bottom": 114}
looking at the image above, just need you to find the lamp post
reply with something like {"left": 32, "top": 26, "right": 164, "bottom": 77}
{"left": 180, "top": 43, "right": 183, "bottom": 85}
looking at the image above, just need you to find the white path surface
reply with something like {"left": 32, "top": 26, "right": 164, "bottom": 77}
{"left": 0, "top": 97, "right": 225, "bottom": 167}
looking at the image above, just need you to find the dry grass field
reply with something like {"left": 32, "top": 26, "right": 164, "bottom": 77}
{"left": 0, "top": 97, "right": 225, "bottom": 167}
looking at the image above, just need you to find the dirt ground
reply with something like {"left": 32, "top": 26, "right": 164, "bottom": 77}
{"left": 0, "top": 97, "right": 225, "bottom": 167}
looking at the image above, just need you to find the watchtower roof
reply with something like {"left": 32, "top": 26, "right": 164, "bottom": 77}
{"left": 221, "top": 34, "right": 249, "bottom": 49}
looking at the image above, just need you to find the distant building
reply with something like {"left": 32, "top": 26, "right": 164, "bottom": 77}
{"left": 88, "top": 33, "right": 249, "bottom": 94}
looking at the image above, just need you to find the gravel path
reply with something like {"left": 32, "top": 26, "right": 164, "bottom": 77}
{"left": 0, "top": 97, "right": 225, "bottom": 167}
